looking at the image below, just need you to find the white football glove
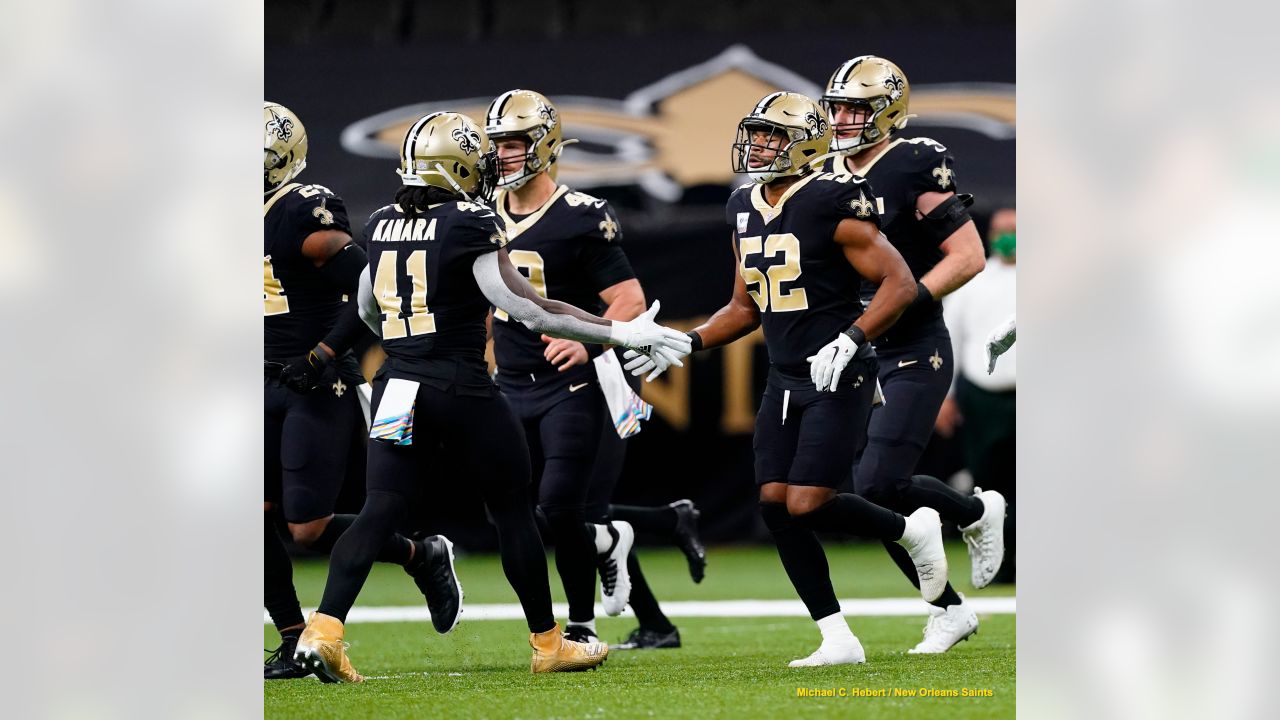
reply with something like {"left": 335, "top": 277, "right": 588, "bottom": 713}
{"left": 608, "top": 300, "right": 692, "bottom": 375}
{"left": 806, "top": 332, "right": 859, "bottom": 392}
{"left": 622, "top": 343, "right": 690, "bottom": 382}
{"left": 984, "top": 315, "right": 1016, "bottom": 374}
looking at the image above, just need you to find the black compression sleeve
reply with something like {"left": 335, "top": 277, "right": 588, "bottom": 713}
{"left": 319, "top": 302, "right": 373, "bottom": 357}
{"left": 317, "top": 242, "right": 368, "bottom": 291}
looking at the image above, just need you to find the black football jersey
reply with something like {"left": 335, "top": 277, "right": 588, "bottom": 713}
{"left": 823, "top": 136, "right": 960, "bottom": 345}
{"left": 725, "top": 171, "right": 881, "bottom": 377}
{"left": 491, "top": 186, "right": 635, "bottom": 374}
{"left": 361, "top": 199, "right": 507, "bottom": 378}
{"left": 263, "top": 182, "right": 352, "bottom": 359}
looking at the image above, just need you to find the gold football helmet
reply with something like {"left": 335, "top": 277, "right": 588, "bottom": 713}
{"left": 398, "top": 111, "right": 499, "bottom": 202}
{"left": 483, "top": 90, "right": 568, "bottom": 190}
{"left": 821, "top": 56, "right": 911, "bottom": 153}
{"left": 265, "top": 102, "right": 308, "bottom": 194}
{"left": 730, "top": 92, "right": 831, "bottom": 184}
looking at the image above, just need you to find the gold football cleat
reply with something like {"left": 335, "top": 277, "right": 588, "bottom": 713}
{"left": 294, "top": 612, "right": 364, "bottom": 683}
{"left": 530, "top": 623, "right": 609, "bottom": 673}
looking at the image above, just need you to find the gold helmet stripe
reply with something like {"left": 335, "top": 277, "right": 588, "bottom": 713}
{"left": 403, "top": 112, "right": 443, "bottom": 166}
{"left": 831, "top": 55, "right": 874, "bottom": 92}
{"left": 753, "top": 91, "right": 786, "bottom": 116}
{"left": 487, "top": 90, "right": 519, "bottom": 127}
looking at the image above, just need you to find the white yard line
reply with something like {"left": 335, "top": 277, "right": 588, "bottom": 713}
{"left": 265, "top": 597, "right": 1015, "bottom": 624}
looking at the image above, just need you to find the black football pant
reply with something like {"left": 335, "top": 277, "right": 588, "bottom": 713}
{"left": 502, "top": 369, "right": 604, "bottom": 625}
{"left": 585, "top": 419, "right": 677, "bottom": 634}
{"left": 317, "top": 376, "right": 555, "bottom": 633}
{"left": 956, "top": 377, "right": 1016, "bottom": 582}
{"left": 852, "top": 333, "right": 984, "bottom": 607}
{"left": 755, "top": 364, "right": 909, "bottom": 622}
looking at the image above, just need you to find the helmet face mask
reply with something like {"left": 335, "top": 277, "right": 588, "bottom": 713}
{"left": 821, "top": 56, "right": 911, "bottom": 153}
{"left": 730, "top": 92, "right": 831, "bottom": 184}
{"left": 264, "top": 102, "right": 308, "bottom": 194}
{"left": 484, "top": 90, "right": 565, "bottom": 191}
{"left": 398, "top": 112, "right": 498, "bottom": 203}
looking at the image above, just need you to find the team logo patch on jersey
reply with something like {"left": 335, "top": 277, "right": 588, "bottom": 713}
{"left": 737, "top": 212, "right": 749, "bottom": 233}
{"left": 312, "top": 201, "right": 334, "bottom": 225}
{"left": 929, "top": 350, "right": 944, "bottom": 370}
{"left": 332, "top": 379, "right": 347, "bottom": 397}
{"left": 599, "top": 214, "right": 619, "bottom": 241}
{"left": 266, "top": 108, "right": 293, "bottom": 142}
{"left": 932, "top": 161, "right": 953, "bottom": 189}
{"left": 850, "top": 191, "right": 874, "bottom": 218}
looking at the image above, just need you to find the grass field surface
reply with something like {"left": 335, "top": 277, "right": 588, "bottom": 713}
{"left": 266, "top": 542, "right": 1015, "bottom": 719}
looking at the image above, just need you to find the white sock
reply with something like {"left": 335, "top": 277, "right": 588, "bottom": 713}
{"left": 815, "top": 613, "right": 855, "bottom": 645}
{"left": 567, "top": 618, "right": 597, "bottom": 633}
{"left": 591, "top": 524, "right": 613, "bottom": 554}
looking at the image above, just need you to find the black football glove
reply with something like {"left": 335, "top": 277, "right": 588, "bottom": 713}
{"left": 278, "top": 345, "right": 333, "bottom": 393}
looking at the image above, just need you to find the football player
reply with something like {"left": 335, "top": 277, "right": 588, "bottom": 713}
{"left": 292, "top": 111, "right": 692, "bottom": 682}
{"left": 485, "top": 90, "right": 704, "bottom": 647}
{"left": 818, "top": 57, "right": 1007, "bottom": 653}
{"left": 625, "top": 92, "right": 950, "bottom": 667}
{"left": 484, "top": 89, "right": 641, "bottom": 642}
{"left": 262, "top": 102, "right": 461, "bottom": 680}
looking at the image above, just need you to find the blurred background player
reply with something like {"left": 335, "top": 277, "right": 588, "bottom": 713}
{"left": 938, "top": 207, "right": 1017, "bottom": 584}
{"left": 485, "top": 89, "right": 704, "bottom": 647}
{"left": 262, "top": 102, "right": 460, "bottom": 679}
{"left": 626, "top": 93, "right": 949, "bottom": 667}
{"left": 818, "top": 57, "right": 1006, "bottom": 653}
{"left": 293, "top": 112, "right": 693, "bottom": 682}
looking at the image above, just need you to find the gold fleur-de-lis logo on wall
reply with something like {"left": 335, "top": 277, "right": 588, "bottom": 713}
{"left": 599, "top": 214, "right": 619, "bottom": 240}
{"left": 849, "top": 191, "right": 874, "bottom": 218}
{"left": 932, "top": 161, "right": 953, "bottom": 189}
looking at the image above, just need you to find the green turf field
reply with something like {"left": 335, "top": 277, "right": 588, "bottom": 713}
{"left": 266, "top": 542, "right": 1015, "bottom": 719}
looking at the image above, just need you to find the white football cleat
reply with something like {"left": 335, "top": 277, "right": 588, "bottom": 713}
{"left": 908, "top": 597, "right": 979, "bottom": 654}
{"left": 788, "top": 637, "right": 866, "bottom": 667}
{"left": 598, "top": 521, "right": 634, "bottom": 616}
{"left": 961, "top": 487, "right": 1007, "bottom": 589}
{"left": 896, "top": 507, "right": 949, "bottom": 602}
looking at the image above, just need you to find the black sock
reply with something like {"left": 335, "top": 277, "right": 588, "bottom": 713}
{"left": 265, "top": 515, "right": 305, "bottom": 633}
{"left": 317, "top": 491, "right": 405, "bottom": 623}
{"left": 902, "top": 475, "right": 984, "bottom": 527}
{"left": 794, "top": 494, "right": 906, "bottom": 540}
{"left": 488, "top": 489, "right": 556, "bottom": 634}
{"left": 882, "top": 540, "right": 963, "bottom": 608}
{"left": 627, "top": 552, "right": 675, "bottom": 633}
{"left": 545, "top": 507, "right": 597, "bottom": 624}
{"left": 307, "top": 514, "right": 414, "bottom": 566}
{"left": 760, "top": 502, "right": 840, "bottom": 621}
{"left": 608, "top": 504, "right": 677, "bottom": 536}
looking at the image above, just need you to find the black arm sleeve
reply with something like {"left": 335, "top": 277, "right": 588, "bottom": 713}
{"left": 317, "top": 242, "right": 368, "bottom": 292}
{"left": 319, "top": 300, "right": 374, "bottom": 357}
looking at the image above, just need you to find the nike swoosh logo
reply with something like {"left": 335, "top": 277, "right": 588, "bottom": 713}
{"left": 569, "top": 383, "right": 590, "bottom": 392}
{"left": 898, "top": 360, "right": 918, "bottom": 367}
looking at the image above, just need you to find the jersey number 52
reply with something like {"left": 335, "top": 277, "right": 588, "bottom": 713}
{"left": 739, "top": 233, "right": 808, "bottom": 313}
{"left": 373, "top": 250, "right": 437, "bottom": 339}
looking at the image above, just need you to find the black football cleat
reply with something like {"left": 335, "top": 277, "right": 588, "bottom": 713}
{"left": 614, "top": 626, "right": 682, "bottom": 650}
{"left": 264, "top": 634, "right": 312, "bottom": 680}
{"left": 564, "top": 624, "right": 601, "bottom": 644}
{"left": 406, "top": 535, "right": 464, "bottom": 634}
{"left": 669, "top": 500, "right": 707, "bottom": 583}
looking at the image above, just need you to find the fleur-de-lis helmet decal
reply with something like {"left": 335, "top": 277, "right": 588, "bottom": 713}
{"left": 484, "top": 89, "right": 569, "bottom": 191}
{"left": 820, "top": 56, "right": 913, "bottom": 153}
{"left": 264, "top": 102, "right": 308, "bottom": 194}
